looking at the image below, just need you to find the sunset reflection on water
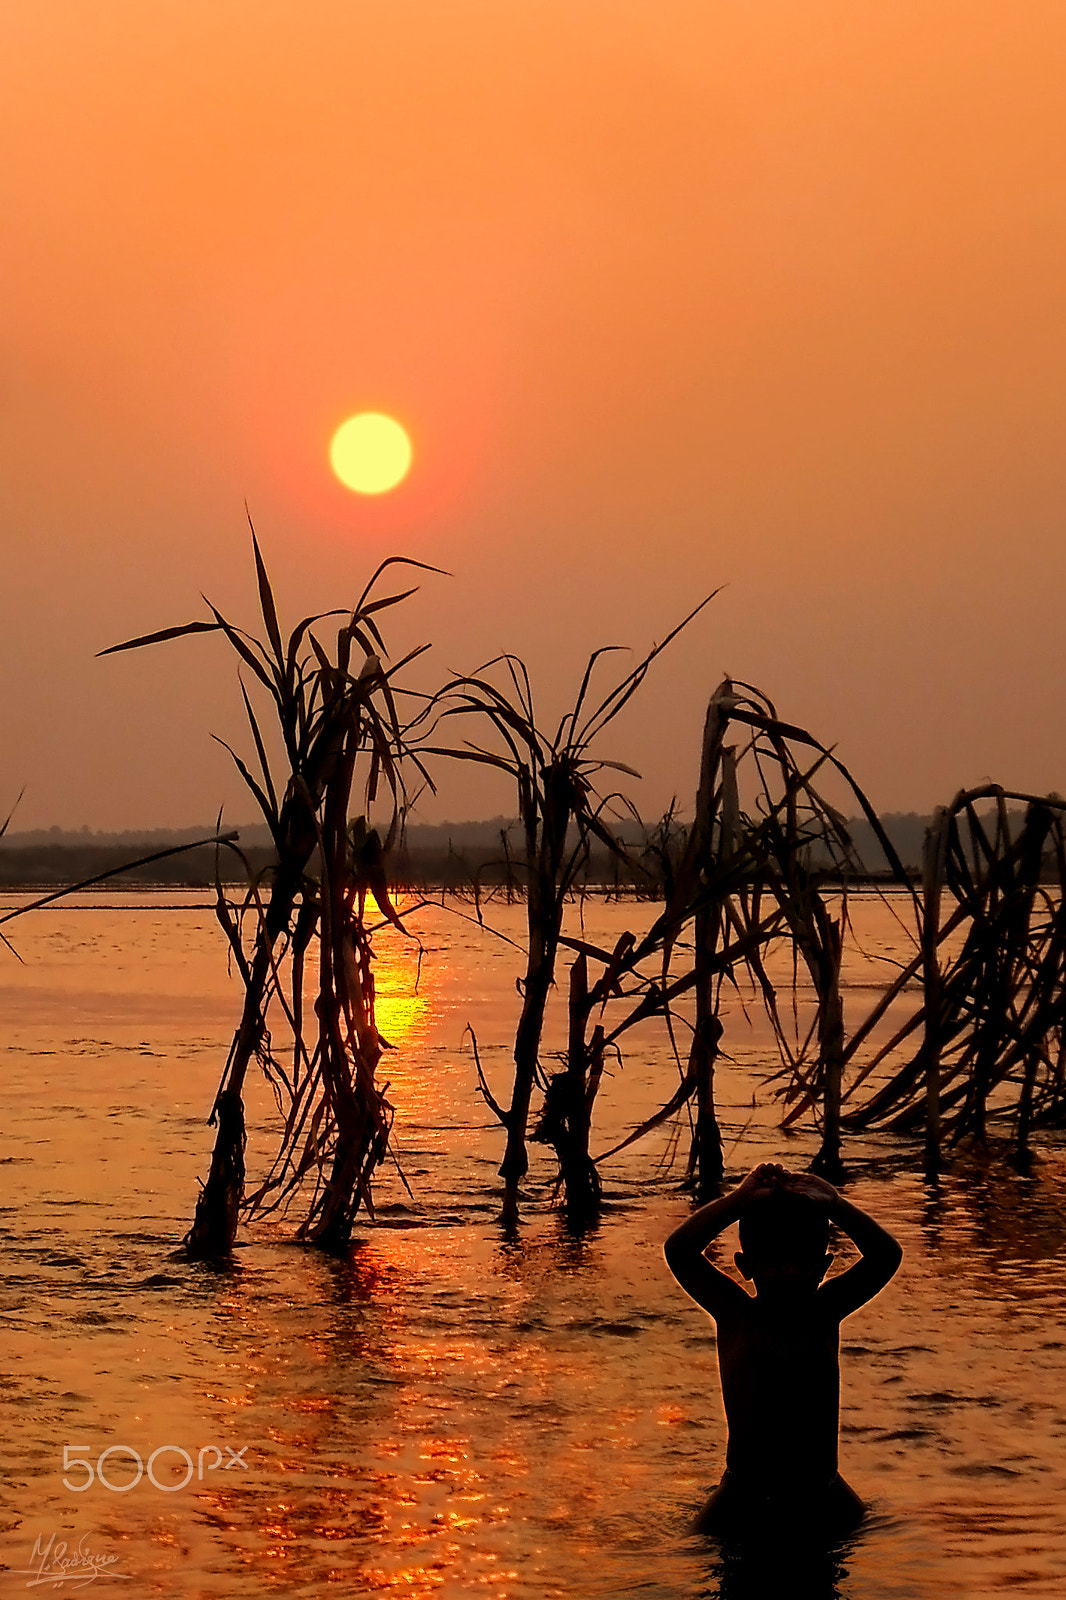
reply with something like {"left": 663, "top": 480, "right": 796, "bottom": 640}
{"left": 3, "top": 894, "right": 1066, "bottom": 1596}
{"left": 373, "top": 907, "right": 433, "bottom": 1055}
{"left": 184, "top": 1237, "right": 551, "bottom": 1597}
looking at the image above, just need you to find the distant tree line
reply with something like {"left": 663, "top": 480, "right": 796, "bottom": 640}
{"left": 0, "top": 837, "right": 273, "bottom": 889}
{"left": 0, "top": 810, "right": 1042, "bottom": 891}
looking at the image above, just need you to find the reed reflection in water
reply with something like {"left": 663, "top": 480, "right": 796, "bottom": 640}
{"left": 2, "top": 893, "right": 1066, "bottom": 1596}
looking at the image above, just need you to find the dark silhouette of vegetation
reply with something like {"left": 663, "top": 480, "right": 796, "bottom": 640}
{"left": 836, "top": 787, "right": 1066, "bottom": 1171}
{"left": 0, "top": 829, "right": 236, "bottom": 959}
{"left": 62, "top": 543, "right": 1066, "bottom": 1255}
{"left": 519, "top": 678, "right": 915, "bottom": 1222}
{"left": 418, "top": 598, "right": 714, "bottom": 1224}
{"left": 0, "top": 838, "right": 270, "bottom": 889}
{"left": 102, "top": 535, "right": 437, "bottom": 1258}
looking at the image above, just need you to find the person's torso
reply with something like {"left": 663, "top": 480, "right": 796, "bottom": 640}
{"left": 717, "top": 1296, "right": 841, "bottom": 1485}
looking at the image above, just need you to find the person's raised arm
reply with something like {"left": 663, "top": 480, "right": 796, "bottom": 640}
{"left": 663, "top": 1163, "right": 783, "bottom": 1321}
{"left": 785, "top": 1173, "right": 903, "bottom": 1319}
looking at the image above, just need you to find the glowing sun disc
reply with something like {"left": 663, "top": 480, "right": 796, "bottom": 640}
{"left": 330, "top": 413, "right": 412, "bottom": 494}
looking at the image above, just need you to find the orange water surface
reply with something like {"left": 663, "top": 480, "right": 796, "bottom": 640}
{"left": 2, "top": 893, "right": 1065, "bottom": 1598}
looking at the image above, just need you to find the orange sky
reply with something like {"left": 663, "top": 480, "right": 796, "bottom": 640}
{"left": 2, "top": 1, "right": 1065, "bottom": 830}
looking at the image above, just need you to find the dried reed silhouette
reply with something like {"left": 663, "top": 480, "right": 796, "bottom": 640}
{"left": 102, "top": 534, "right": 437, "bottom": 1256}
{"left": 837, "top": 787, "right": 1066, "bottom": 1169}
{"left": 706, "top": 682, "right": 915, "bottom": 1179}
{"left": 419, "top": 597, "right": 714, "bottom": 1224}
{"left": 88, "top": 556, "right": 1066, "bottom": 1249}
{"left": 580, "top": 755, "right": 1066, "bottom": 1196}
{"left": 532, "top": 678, "right": 915, "bottom": 1212}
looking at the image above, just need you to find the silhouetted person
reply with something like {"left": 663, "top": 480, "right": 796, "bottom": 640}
{"left": 664, "top": 1162, "right": 902, "bottom": 1539}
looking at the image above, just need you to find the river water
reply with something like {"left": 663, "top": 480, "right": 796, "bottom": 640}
{"left": 2, "top": 891, "right": 1065, "bottom": 1598}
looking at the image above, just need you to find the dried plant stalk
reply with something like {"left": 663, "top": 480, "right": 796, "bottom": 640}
{"left": 102, "top": 533, "right": 435, "bottom": 1256}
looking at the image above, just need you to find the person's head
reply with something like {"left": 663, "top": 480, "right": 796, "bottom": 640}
{"left": 735, "top": 1188, "right": 832, "bottom": 1298}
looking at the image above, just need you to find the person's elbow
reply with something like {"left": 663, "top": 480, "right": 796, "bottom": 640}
{"left": 663, "top": 1229, "right": 689, "bottom": 1276}
{"left": 881, "top": 1234, "right": 904, "bottom": 1282}
{"left": 664, "top": 1224, "right": 705, "bottom": 1280}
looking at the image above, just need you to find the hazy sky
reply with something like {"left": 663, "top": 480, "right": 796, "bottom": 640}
{"left": 3, "top": 1, "right": 1064, "bottom": 832}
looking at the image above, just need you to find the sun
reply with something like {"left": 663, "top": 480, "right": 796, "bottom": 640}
{"left": 330, "top": 413, "right": 412, "bottom": 495}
